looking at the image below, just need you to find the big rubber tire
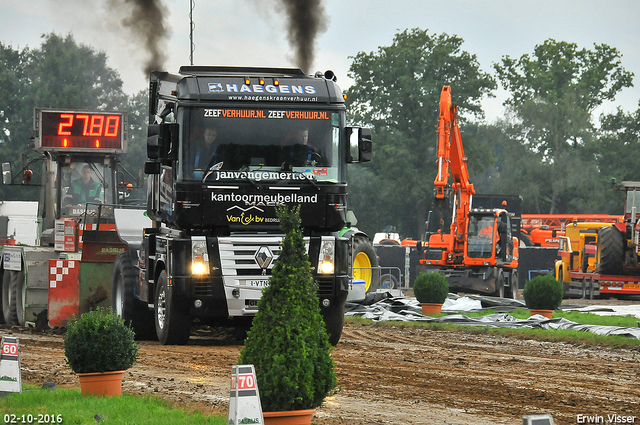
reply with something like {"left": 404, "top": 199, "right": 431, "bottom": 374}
{"left": 494, "top": 270, "right": 505, "bottom": 298}
{"left": 517, "top": 231, "right": 533, "bottom": 247}
{"left": 352, "top": 237, "right": 380, "bottom": 293}
{"left": 154, "top": 270, "right": 193, "bottom": 345}
{"left": 14, "top": 269, "right": 26, "bottom": 326}
{"left": 112, "top": 252, "right": 157, "bottom": 341}
{"left": 2, "top": 270, "right": 18, "bottom": 325}
{"left": 322, "top": 298, "right": 345, "bottom": 346}
{"left": 506, "top": 270, "right": 518, "bottom": 300}
{"left": 598, "top": 226, "right": 624, "bottom": 275}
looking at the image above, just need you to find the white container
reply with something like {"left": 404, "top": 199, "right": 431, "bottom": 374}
{"left": 347, "top": 279, "right": 366, "bottom": 302}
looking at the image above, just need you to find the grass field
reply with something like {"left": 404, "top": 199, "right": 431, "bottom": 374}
{"left": 0, "top": 387, "right": 226, "bottom": 425}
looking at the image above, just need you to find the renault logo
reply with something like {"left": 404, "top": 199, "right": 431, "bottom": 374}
{"left": 254, "top": 246, "right": 273, "bottom": 269}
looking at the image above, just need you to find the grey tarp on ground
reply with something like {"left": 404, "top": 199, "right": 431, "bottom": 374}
{"left": 344, "top": 293, "right": 640, "bottom": 340}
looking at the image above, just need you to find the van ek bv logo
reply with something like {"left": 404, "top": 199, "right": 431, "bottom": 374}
{"left": 226, "top": 212, "right": 264, "bottom": 225}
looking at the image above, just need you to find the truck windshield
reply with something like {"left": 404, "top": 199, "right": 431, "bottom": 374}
{"left": 179, "top": 107, "right": 343, "bottom": 183}
{"left": 467, "top": 215, "right": 495, "bottom": 259}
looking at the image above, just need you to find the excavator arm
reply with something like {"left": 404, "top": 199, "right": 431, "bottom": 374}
{"left": 432, "top": 86, "right": 475, "bottom": 257}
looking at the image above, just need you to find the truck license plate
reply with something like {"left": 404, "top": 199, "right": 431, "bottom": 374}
{"left": 245, "top": 279, "right": 269, "bottom": 287}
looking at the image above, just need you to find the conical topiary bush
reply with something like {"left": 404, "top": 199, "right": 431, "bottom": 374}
{"left": 238, "top": 205, "right": 336, "bottom": 412}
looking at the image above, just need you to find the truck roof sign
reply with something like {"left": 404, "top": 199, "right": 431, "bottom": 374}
{"left": 34, "top": 109, "right": 127, "bottom": 153}
{"left": 176, "top": 76, "right": 343, "bottom": 104}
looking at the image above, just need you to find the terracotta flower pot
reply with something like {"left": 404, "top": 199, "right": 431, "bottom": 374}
{"left": 420, "top": 303, "right": 443, "bottom": 315}
{"left": 262, "top": 408, "right": 315, "bottom": 425}
{"left": 77, "top": 370, "right": 125, "bottom": 396}
{"left": 529, "top": 309, "right": 553, "bottom": 319}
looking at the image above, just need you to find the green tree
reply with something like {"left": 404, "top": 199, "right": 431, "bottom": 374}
{"left": 239, "top": 205, "right": 336, "bottom": 412}
{"left": 593, "top": 104, "right": 640, "bottom": 213}
{"left": 493, "top": 39, "right": 633, "bottom": 213}
{"left": 345, "top": 29, "right": 495, "bottom": 238}
{"left": 0, "top": 33, "right": 129, "bottom": 200}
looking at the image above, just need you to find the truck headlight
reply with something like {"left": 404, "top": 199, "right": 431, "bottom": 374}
{"left": 318, "top": 240, "right": 335, "bottom": 275}
{"left": 191, "top": 236, "right": 209, "bottom": 275}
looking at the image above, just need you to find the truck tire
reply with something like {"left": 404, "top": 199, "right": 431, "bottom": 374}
{"left": 154, "top": 270, "right": 192, "bottom": 345}
{"left": 14, "top": 269, "right": 26, "bottom": 326}
{"left": 558, "top": 268, "right": 570, "bottom": 298}
{"left": 322, "top": 299, "right": 345, "bottom": 346}
{"left": 581, "top": 247, "right": 589, "bottom": 273}
{"left": 0, "top": 271, "right": 5, "bottom": 324}
{"left": 2, "top": 270, "right": 18, "bottom": 325}
{"left": 494, "top": 270, "right": 505, "bottom": 298}
{"left": 506, "top": 270, "right": 518, "bottom": 300}
{"left": 598, "top": 226, "right": 624, "bottom": 275}
{"left": 112, "top": 253, "right": 156, "bottom": 341}
{"left": 352, "top": 237, "right": 379, "bottom": 293}
{"left": 380, "top": 274, "right": 399, "bottom": 290}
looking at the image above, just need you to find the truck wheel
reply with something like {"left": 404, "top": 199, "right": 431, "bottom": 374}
{"left": 598, "top": 226, "right": 624, "bottom": 275}
{"left": 352, "top": 237, "right": 379, "bottom": 293}
{"left": 558, "top": 268, "right": 570, "bottom": 298}
{"left": 112, "top": 253, "right": 156, "bottom": 341}
{"left": 2, "top": 271, "right": 18, "bottom": 325}
{"left": 507, "top": 270, "right": 518, "bottom": 300}
{"left": 322, "top": 300, "right": 345, "bottom": 346}
{"left": 14, "top": 269, "right": 26, "bottom": 326}
{"left": 494, "top": 271, "right": 505, "bottom": 298}
{"left": 380, "top": 274, "right": 399, "bottom": 290}
{"left": 154, "top": 270, "right": 192, "bottom": 345}
{"left": 0, "top": 271, "right": 5, "bottom": 324}
{"left": 581, "top": 247, "right": 589, "bottom": 273}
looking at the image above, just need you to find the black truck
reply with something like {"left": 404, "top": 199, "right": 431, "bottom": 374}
{"left": 111, "top": 66, "right": 372, "bottom": 345}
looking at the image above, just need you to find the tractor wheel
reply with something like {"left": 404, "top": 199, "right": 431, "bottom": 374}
{"left": 598, "top": 226, "right": 624, "bottom": 275}
{"left": 352, "top": 237, "right": 379, "bottom": 293}
{"left": 112, "top": 252, "right": 157, "bottom": 340}
{"left": 154, "top": 270, "right": 192, "bottom": 345}
{"left": 2, "top": 270, "right": 18, "bottom": 325}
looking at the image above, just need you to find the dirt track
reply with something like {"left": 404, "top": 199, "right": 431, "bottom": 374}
{"left": 6, "top": 298, "right": 640, "bottom": 425}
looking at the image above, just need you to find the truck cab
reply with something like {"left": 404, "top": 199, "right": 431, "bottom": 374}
{"left": 117, "top": 67, "right": 372, "bottom": 345}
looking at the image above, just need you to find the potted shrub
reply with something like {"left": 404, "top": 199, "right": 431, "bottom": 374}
{"left": 64, "top": 307, "right": 139, "bottom": 396}
{"left": 413, "top": 272, "right": 449, "bottom": 314}
{"left": 522, "top": 274, "right": 564, "bottom": 319}
{"left": 239, "top": 205, "right": 336, "bottom": 424}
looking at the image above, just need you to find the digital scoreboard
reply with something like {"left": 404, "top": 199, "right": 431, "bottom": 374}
{"left": 35, "top": 109, "right": 127, "bottom": 153}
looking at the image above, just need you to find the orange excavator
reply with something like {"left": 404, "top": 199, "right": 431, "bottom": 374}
{"left": 417, "top": 86, "right": 519, "bottom": 298}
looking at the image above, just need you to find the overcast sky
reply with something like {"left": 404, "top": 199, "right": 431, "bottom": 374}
{"left": 1, "top": 0, "right": 639, "bottom": 122}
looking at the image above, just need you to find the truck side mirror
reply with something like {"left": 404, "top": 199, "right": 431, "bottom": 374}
{"left": 359, "top": 128, "right": 372, "bottom": 162}
{"left": 346, "top": 127, "right": 373, "bottom": 164}
{"left": 2, "top": 162, "right": 12, "bottom": 185}
{"left": 147, "top": 124, "right": 160, "bottom": 159}
{"left": 147, "top": 123, "right": 179, "bottom": 161}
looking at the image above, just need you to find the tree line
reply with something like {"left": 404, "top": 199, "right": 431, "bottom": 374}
{"left": 1, "top": 30, "right": 637, "bottom": 240}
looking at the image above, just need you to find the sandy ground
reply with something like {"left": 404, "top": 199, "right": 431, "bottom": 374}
{"left": 4, "top": 297, "right": 640, "bottom": 424}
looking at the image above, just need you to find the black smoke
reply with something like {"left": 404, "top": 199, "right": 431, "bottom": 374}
{"left": 279, "top": 0, "right": 329, "bottom": 74}
{"left": 108, "top": 0, "right": 171, "bottom": 76}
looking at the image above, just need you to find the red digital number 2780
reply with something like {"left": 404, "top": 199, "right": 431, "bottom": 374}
{"left": 58, "top": 114, "right": 120, "bottom": 137}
